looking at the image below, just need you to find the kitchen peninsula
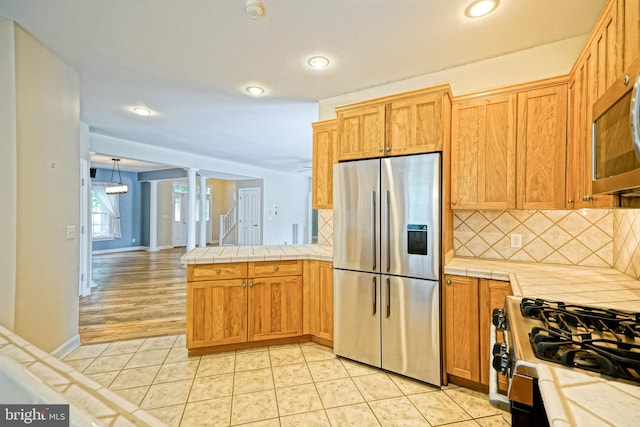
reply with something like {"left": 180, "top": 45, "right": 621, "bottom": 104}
{"left": 180, "top": 245, "right": 333, "bottom": 356}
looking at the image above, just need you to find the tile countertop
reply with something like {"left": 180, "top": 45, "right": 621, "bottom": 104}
{"left": 0, "top": 325, "right": 166, "bottom": 426}
{"left": 180, "top": 244, "right": 334, "bottom": 264}
{"left": 445, "top": 257, "right": 640, "bottom": 427}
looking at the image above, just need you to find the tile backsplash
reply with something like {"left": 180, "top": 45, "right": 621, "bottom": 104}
{"left": 318, "top": 209, "right": 334, "bottom": 246}
{"left": 614, "top": 209, "right": 640, "bottom": 279}
{"left": 454, "top": 209, "right": 614, "bottom": 267}
{"left": 324, "top": 206, "right": 640, "bottom": 278}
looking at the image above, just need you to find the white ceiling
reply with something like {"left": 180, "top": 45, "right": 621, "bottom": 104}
{"left": 0, "top": 0, "right": 607, "bottom": 174}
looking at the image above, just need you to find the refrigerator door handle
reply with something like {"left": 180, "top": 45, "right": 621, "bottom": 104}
{"left": 371, "top": 191, "right": 377, "bottom": 270}
{"left": 385, "top": 190, "right": 391, "bottom": 272}
{"left": 372, "top": 276, "right": 377, "bottom": 316}
{"left": 386, "top": 277, "right": 391, "bottom": 318}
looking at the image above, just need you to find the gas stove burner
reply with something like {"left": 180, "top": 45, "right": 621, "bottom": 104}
{"left": 520, "top": 298, "right": 640, "bottom": 339}
{"left": 529, "top": 326, "right": 640, "bottom": 383}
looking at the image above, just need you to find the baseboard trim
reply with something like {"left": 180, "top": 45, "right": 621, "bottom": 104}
{"left": 50, "top": 333, "right": 80, "bottom": 359}
{"left": 92, "top": 246, "right": 149, "bottom": 255}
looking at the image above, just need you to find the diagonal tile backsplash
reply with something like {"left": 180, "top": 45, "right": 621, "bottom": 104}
{"left": 454, "top": 209, "right": 614, "bottom": 267}
{"left": 614, "top": 209, "right": 640, "bottom": 279}
{"left": 318, "top": 209, "right": 334, "bottom": 246}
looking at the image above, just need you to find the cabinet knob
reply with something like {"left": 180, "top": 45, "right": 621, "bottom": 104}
{"left": 274, "top": 266, "right": 279, "bottom": 272}
{"left": 624, "top": 75, "right": 631, "bottom": 86}
{"left": 249, "top": 282, "right": 254, "bottom": 288}
{"left": 215, "top": 269, "right": 221, "bottom": 274}
{"left": 567, "top": 199, "right": 574, "bottom": 204}
{"left": 451, "top": 201, "right": 457, "bottom": 206}
{"left": 446, "top": 279, "right": 451, "bottom": 285}
{"left": 385, "top": 146, "right": 390, "bottom": 152}
{"left": 582, "top": 195, "right": 592, "bottom": 201}
{"left": 242, "top": 283, "right": 247, "bottom": 288}
{"left": 378, "top": 147, "right": 383, "bottom": 152}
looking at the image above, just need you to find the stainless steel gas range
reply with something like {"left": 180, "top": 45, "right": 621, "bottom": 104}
{"left": 490, "top": 296, "right": 640, "bottom": 426}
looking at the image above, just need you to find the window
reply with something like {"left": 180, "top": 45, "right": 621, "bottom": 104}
{"left": 91, "top": 182, "right": 122, "bottom": 239}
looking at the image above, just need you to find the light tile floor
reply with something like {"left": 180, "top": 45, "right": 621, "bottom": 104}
{"left": 61, "top": 335, "right": 511, "bottom": 426}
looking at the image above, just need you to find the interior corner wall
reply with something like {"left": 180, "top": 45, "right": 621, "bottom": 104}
{"left": 0, "top": 17, "right": 17, "bottom": 330}
{"left": 13, "top": 24, "right": 80, "bottom": 352}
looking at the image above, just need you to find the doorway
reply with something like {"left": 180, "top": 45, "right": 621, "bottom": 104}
{"left": 238, "top": 187, "right": 261, "bottom": 245}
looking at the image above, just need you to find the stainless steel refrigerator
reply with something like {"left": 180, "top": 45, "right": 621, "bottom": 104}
{"left": 333, "top": 153, "right": 441, "bottom": 386}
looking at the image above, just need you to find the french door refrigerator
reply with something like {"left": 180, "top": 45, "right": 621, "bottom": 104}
{"left": 333, "top": 152, "right": 441, "bottom": 386}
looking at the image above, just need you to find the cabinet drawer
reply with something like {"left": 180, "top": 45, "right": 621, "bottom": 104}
{"left": 188, "top": 262, "right": 248, "bottom": 282}
{"left": 248, "top": 260, "right": 302, "bottom": 277}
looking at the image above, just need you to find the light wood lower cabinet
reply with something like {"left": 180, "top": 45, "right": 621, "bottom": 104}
{"left": 248, "top": 275, "right": 302, "bottom": 341}
{"left": 187, "top": 260, "right": 332, "bottom": 353}
{"left": 303, "top": 260, "right": 333, "bottom": 342}
{"left": 187, "top": 279, "right": 248, "bottom": 348}
{"left": 444, "top": 274, "right": 511, "bottom": 390}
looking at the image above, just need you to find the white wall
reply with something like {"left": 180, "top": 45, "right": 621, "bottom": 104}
{"left": 319, "top": 35, "right": 587, "bottom": 119}
{"left": 157, "top": 180, "right": 174, "bottom": 247}
{"left": 0, "top": 17, "right": 17, "bottom": 330}
{"left": 91, "top": 133, "right": 310, "bottom": 246}
{"left": 13, "top": 24, "right": 80, "bottom": 352}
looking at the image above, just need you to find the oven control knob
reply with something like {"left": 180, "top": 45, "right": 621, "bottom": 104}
{"left": 492, "top": 343, "right": 509, "bottom": 375}
{"left": 492, "top": 308, "right": 506, "bottom": 330}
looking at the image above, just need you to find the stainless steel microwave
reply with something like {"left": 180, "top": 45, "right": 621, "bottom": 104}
{"left": 592, "top": 57, "right": 640, "bottom": 195}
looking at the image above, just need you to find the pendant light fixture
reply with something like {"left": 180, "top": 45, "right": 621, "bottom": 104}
{"left": 105, "top": 158, "right": 129, "bottom": 194}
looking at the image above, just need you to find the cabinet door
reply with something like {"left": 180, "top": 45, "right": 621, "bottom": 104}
{"left": 388, "top": 92, "right": 445, "bottom": 156}
{"left": 479, "top": 279, "right": 511, "bottom": 392}
{"left": 187, "top": 279, "right": 247, "bottom": 348}
{"left": 624, "top": 0, "right": 640, "bottom": 71}
{"left": 444, "top": 275, "right": 480, "bottom": 382}
{"left": 516, "top": 85, "right": 568, "bottom": 209}
{"left": 592, "top": 0, "right": 623, "bottom": 100}
{"left": 248, "top": 275, "right": 303, "bottom": 341}
{"left": 337, "top": 104, "right": 386, "bottom": 161}
{"left": 451, "top": 94, "right": 516, "bottom": 209}
{"left": 312, "top": 120, "right": 337, "bottom": 209}
{"left": 304, "top": 260, "right": 333, "bottom": 341}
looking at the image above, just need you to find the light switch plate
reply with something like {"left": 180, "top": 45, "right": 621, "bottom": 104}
{"left": 66, "top": 225, "right": 76, "bottom": 239}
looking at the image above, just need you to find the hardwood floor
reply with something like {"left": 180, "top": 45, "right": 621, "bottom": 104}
{"left": 79, "top": 248, "right": 188, "bottom": 344}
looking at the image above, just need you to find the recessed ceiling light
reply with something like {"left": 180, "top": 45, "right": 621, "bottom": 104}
{"left": 246, "top": 86, "right": 265, "bottom": 95}
{"left": 308, "top": 56, "right": 330, "bottom": 69}
{"left": 465, "top": 0, "right": 499, "bottom": 18}
{"left": 132, "top": 106, "right": 152, "bottom": 116}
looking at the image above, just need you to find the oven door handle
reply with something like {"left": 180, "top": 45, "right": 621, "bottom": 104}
{"left": 489, "top": 323, "right": 511, "bottom": 412}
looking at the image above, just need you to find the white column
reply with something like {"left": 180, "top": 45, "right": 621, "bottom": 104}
{"left": 187, "top": 168, "right": 198, "bottom": 252}
{"left": 148, "top": 180, "right": 159, "bottom": 252}
{"left": 199, "top": 175, "right": 207, "bottom": 247}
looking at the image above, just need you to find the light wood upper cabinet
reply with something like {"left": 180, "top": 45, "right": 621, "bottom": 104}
{"left": 312, "top": 120, "right": 337, "bottom": 209}
{"left": 623, "top": 0, "right": 640, "bottom": 70}
{"left": 387, "top": 91, "right": 449, "bottom": 155}
{"left": 592, "top": 0, "right": 624, "bottom": 100}
{"left": 337, "top": 103, "right": 386, "bottom": 160}
{"left": 451, "top": 94, "right": 516, "bottom": 210}
{"left": 336, "top": 86, "right": 451, "bottom": 161}
{"left": 248, "top": 275, "right": 302, "bottom": 341}
{"left": 516, "top": 84, "right": 568, "bottom": 210}
{"left": 566, "top": 51, "right": 616, "bottom": 209}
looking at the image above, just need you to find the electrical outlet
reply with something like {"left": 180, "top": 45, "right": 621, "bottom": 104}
{"left": 510, "top": 233, "right": 522, "bottom": 248}
{"left": 132, "top": 238, "right": 136, "bottom": 243}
